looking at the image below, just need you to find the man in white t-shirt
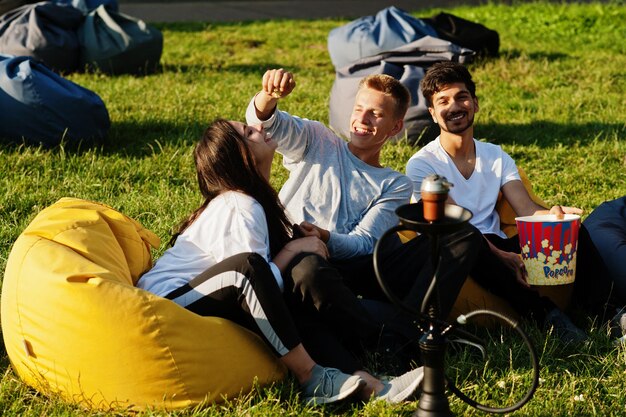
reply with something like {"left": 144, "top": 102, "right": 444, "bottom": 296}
{"left": 405, "top": 62, "right": 587, "bottom": 344}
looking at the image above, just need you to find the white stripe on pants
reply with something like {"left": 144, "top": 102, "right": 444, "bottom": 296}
{"left": 170, "top": 269, "right": 290, "bottom": 356}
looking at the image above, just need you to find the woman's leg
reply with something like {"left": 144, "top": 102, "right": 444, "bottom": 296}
{"left": 282, "top": 253, "right": 426, "bottom": 403}
{"left": 165, "top": 252, "right": 299, "bottom": 356}
{"left": 164, "top": 252, "right": 363, "bottom": 404}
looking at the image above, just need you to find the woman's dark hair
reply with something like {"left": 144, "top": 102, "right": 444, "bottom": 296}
{"left": 420, "top": 62, "right": 476, "bottom": 107}
{"left": 170, "top": 119, "right": 292, "bottom": 257}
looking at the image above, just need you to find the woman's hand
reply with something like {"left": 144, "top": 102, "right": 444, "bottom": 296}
{"left": 284, "top": 236, "right": 329, "bottom": 259}
{"left": 273, "top": 236, "right": 329, "bottom": 273}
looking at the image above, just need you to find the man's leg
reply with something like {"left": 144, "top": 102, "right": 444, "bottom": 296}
{"left": 359, "top": 224, "right": 482, "bottom": 320}
{"left": 283, "top": 253, "right": 381, "bottom": 372}
{"left": 474, "top": 234, "right": 558, "bottom": 320}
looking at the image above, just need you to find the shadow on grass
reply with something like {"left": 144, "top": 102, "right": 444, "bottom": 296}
{"left": 474, "top": 121, "right": 624, "bottom": 147}
{"left": 158, "top": 62, "right": 298, "bottom": 75}
{"left": 155, "top": 20, "right": 266, "bottom": 33}
{"left": 498, "top": 49, "right": 570, "bottom": 62}
{"left": 1, "top": 120, "right": 622, "bottom": 157}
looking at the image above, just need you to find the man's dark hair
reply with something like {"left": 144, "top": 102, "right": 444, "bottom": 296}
{"left": 421, "top": 62, "right": 476, "bottom": 107}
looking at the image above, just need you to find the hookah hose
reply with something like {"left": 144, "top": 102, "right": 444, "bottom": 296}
{"left": 447, "top": 309, "right": 540, "bottom": 414}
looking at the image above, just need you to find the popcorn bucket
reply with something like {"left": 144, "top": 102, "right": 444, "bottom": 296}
{"left": 515, "top": 214, "right": 581, "bottom": 286}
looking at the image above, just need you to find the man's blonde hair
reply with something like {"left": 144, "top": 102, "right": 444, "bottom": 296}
{"left": 358, "top": 74, "right": 411, "bottom": 119}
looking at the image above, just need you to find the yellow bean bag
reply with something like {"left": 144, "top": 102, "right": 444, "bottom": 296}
{"left": 1, "top": 197, "right": 286, "bottom": 411}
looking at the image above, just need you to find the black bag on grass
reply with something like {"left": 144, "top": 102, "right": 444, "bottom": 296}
{"left": 329, "top": 36, "right": 474, "bottom": 145}
{"left": 423, "top": 12, "right": 500, "bottom": 57}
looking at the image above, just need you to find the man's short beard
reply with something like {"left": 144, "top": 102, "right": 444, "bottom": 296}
{"left": 441, "top": 114, "right": 474, "bottom": 134}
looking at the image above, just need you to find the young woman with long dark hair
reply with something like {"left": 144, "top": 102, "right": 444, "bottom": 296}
{"left": 137, "top": 119, "right": 423, "bottom": 405}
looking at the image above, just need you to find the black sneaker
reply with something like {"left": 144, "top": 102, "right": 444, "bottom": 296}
{"left": 543, "top": 308, "right": 588, "bottom": 344}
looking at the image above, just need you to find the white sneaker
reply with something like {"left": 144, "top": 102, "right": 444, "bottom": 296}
{"left": 301, "top": 365, "right": 364, "bottom": 406}
{"left": 376, "top": 366, "right": 424, "bottom": 404}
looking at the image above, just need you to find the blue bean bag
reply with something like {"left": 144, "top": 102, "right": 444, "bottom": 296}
{"left": 582, "top": 196, "right": 626, "bottom": 300}
{"left": 0, "top": 54, "right": 110, "bottom": 147}
{"left": 327, "top": 6, "right": 438, "bottom": 70}
{"left": 0, "top": 2, "right": 84, "bottom": 73}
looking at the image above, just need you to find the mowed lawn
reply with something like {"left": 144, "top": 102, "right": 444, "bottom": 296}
{"left": 0, "top": 1, "right": 625, "bottom": 416}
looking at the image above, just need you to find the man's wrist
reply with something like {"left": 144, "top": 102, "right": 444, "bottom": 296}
{"left": 321, "top": 229, "right": 330, "bottom": 243}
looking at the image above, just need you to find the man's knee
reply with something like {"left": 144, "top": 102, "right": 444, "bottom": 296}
{"left": 447, "top": 224, "right": 483, "bottom": 259}
{"left": 290, "top": 253, "right": 333, "bottom": 290}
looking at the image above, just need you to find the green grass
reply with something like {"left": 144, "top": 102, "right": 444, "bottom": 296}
{"left": 1, "top": 1, "right": 626, "bottom": 415}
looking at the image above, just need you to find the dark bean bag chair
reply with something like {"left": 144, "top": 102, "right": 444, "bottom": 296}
{"left": 0, "top": 54, "right": 110, "bottom": 147}
{"left": 0, "top": 2, "right": 84, "bottom": 73}
{"left": 78, "top": 5, "right": 162, "bottom": 75}
{"left": 422, "top": 12, "right": 500, "bottom": 58}
{"left": 582, "top": 196, "right": 626, "bottom": 301}
{"left": 327, "top": 6, "right": 438, "bottom": 70}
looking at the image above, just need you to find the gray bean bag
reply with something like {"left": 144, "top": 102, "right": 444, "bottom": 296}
{"left": 327, "top": 6, "right": 437, "bottom": 70}
{"left": 329, "top": 36, "right": 474, "bottom": 145}
{"left": 0, "top": 54, "right": 110, "bottom": 147}
{"left": 78, "top": 5, "right": 162, "bottom": 75}
{"left": 0, "top": 2, "right": 83, "bottom": 73}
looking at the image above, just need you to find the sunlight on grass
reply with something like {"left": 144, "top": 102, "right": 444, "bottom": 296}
{"left": 0, "top": 2, "right": 625, "bottom": 416}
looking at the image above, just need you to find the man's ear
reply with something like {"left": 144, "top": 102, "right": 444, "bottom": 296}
{"left": 428, "top": 107, "right": 437, "bottom": 123}
{"left": 474, "top": 96, "right": 479, "bottom": 113}
{"left": 390, "top": 119, "right": 404, "bottom": 137}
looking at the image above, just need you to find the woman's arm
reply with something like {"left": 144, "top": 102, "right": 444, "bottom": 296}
{"left": 272, "top": 236, "right": 329, "bottom": 273}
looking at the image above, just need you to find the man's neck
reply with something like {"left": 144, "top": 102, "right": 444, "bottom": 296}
{"left": 348, "top": 143, "right": 383, "bottom": 168}
{"left": 439, "top": 130, "right": 474, "bottom": 159}
{"left": 439, "top": 130, "right": 476, "bottom": 179}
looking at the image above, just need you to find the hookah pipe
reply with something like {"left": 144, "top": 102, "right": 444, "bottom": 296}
{"left": 373, "top": 174, "right": 539, "bottom": 416}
